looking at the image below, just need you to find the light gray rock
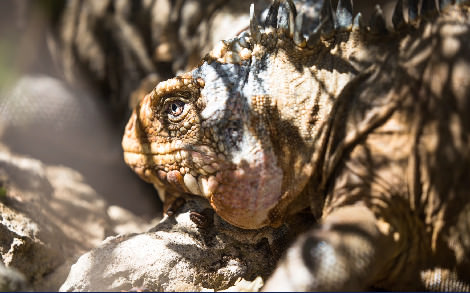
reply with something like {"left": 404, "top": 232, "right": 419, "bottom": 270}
{"left": 60, "top": 196, "right": 289, "bottom": 292}
{"left": 0, "top": 74, "right": 163, "bottom": 290}
{"left": 0, "top": 145, "right": 113, "bottom": 290}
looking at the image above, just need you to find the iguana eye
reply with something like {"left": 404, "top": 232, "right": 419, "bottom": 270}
{"left": 163, "top": 97, "right": 190, "bottom": 122}
{"left": 169, "top": 100, "right": 185, "bottom": 117}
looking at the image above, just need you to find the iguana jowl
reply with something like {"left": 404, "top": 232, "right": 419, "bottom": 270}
{"left": 122, "top": 0, "right": 470, "bottom": 290}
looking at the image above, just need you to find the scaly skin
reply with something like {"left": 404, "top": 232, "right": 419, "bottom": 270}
{"left": 122, "top": 23, "right": 363, "bottom": 228}
{"left": 123, "top": 0, "right": 470, "bottom": 290}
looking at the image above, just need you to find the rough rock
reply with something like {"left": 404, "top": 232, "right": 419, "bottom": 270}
{"left": 60, "top": 196, "right": 290, "bottom": 292}
{"left": 0, "top": 74, "right": 163, "bottom": 290}
{"left": 0, "top": 144, "right": 112, "bottom": 290}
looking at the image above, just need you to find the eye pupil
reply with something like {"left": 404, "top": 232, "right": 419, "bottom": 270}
{"left": 169, "top": 100, "right": 184, "bottom": 116}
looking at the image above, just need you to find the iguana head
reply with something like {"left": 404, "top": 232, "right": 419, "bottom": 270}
{"left": 122, "top": 0, "right": 414, "bottom": 229}
{"left": 122, "top": 2, "right": 304, "bottom": 229}
{"left": 122, "top": 35, "right": 286, "bottom": 229}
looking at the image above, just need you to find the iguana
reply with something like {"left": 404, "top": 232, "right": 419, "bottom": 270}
{"left": 122, "top": 0, "right": 470, "bottom": 290}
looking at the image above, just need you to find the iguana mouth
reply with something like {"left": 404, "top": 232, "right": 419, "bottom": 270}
{"left": 123, "top": 148, "right": 222, "bottom": 197}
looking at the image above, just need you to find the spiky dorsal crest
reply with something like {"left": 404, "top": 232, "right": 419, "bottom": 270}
{"left": 204, "top": 0, "right": 468, "bottom": 66}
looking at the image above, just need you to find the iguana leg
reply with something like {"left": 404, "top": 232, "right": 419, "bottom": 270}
{"left": 263, "top": 204, "right": 400, "bottom": 291}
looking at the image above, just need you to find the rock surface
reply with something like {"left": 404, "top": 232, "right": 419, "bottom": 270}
{"left": 0, "top": 144, "right": 116, "bottom": 290}
{"left": 60, "top": 196, "right": 289, "bottom": 292}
